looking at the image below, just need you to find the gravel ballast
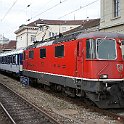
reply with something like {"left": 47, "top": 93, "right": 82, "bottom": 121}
{"left": 0, "top": 73, "right": 122, "bottom": 124}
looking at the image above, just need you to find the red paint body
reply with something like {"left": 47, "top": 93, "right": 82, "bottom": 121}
{"left": 23, "top": 34, "right": 124, "bottom": 80}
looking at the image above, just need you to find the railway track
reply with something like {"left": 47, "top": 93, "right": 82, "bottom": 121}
{"left": 0, "top": 83, "right": 59, "bottom": 124}
{"left": 35, "top": 83, "right": 124, "bottom": 124}
{"left": 37, "top": 84, "right": 124, "bottom": 124}
{"left": 0, "top": 73, "right": 124, "bottom": 123}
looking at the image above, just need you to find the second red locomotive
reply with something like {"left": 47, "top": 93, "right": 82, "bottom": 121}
{"left": 22, "top": 32, "right": 124, "bottom": 108}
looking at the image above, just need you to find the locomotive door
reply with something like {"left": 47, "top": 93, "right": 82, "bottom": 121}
{"left": 76, "top": 40, "right": 83, "bottom": 77}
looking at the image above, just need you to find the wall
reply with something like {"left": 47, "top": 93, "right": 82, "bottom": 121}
{"left": 100, "top": 0, "right": 124, "bottom": 33}
{"left": 15, "top": 24, "right": 80, "bottom": 49}
{"left": 16, "top": 26, "right": 38, "bottom": 49}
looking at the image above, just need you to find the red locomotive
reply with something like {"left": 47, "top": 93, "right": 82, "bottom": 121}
{"left": 22, "top": 32, "right": 124, "bottom": 108}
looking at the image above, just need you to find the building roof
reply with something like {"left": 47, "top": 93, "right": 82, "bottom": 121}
{"left": 27, "top": 19, "right": 87, "bottom": 27}
{"left": 0, "top": 40, "right": 16, "bottom": 51}
{"left": 63, "top": 19, "right": 100, "bottom": 35}
{"left": 15, "top": 18, "right": 100, "bottom": 34}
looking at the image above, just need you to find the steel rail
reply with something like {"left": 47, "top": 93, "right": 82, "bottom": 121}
{"left": 0, "top": 83, "right": 60, "bottom": 124}
{"left": 0, "top": 102, "right": 16, "bottom": 124}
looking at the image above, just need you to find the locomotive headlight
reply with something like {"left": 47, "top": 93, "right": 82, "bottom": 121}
{"left": 100, "top": 74, "right": 108, "bottom": 79}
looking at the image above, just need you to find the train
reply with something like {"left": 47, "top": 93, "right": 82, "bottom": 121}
{"left": 0, "top": 31, "right": 124, "bottom": 108}
{"left": 0, "top": 48, "right": 24, "bottom": 76}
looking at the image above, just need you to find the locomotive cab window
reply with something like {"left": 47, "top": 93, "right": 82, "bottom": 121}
{"left": 86, "top": 39, "right": 96, "bottom": 59}
{"left": 121, "top": 41, "right": 124, "bottom": 59}
{"left": 40, "top": 48, "right": 46, "bottom": 58}
{"left": 55, "top": 45, "right": 64, "bottom": 58}
{"left": 29, "top": 50, "right": 34, "bottom": 59}
{"left": 96, "top": 39, "right": 116, "bottom": 60}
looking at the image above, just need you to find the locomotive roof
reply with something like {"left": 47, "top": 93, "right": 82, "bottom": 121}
{"left": 26, "top": 32, "right": 124, "bottom": 50}
{"left": 77, "top": 32, "right": 124, "bottom": 39}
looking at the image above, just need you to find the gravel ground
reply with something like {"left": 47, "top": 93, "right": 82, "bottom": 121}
{"left": 0, "top": 73, "right": 122, "bottom": 124}
{"left": 0, "top": 105, "right": 12, "bottom": 124}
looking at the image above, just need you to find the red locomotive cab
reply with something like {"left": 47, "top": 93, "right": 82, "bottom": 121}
{"left": 82, "top": 37, "right": 124, "bottom": 80}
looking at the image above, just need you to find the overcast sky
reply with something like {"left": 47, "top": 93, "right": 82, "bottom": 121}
{"left": 0, "top": 0, "right": 100, "bottom": 40}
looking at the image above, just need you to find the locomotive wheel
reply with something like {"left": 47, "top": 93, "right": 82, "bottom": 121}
{"left": 30, "top": 78, "right": 38, "bottom": 87}
{"left": 44, "top": 85, "right": 50, "bottom": 91}
{"left": 55, "top": 85, "right": 63, "bottom": 92}
{"left": 65, "top": 87, "right": 76, "bottom": 98}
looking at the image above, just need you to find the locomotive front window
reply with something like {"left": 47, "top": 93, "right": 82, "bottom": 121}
{"left": 96, "top": 39, "right": 116, "bottom": 60}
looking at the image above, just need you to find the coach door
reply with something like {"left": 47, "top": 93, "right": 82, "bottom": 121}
{"left": 76, "top": 40, "right": 83, "bottom": 77}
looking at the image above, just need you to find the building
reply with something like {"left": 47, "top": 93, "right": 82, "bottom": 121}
{"left": 0, "top": 34, "right": 9, "bottom": 44}
{"left": 0, "top": 40, "right": 16, "bottom": 52}
{"left": 100, "top": 0, "right": 124, "bottom": 33}
{"left": 15, "top": 24, "right": 37, "bottom": 49}
{"left": 15, "top": 19, "right": 91, "bottom": 49}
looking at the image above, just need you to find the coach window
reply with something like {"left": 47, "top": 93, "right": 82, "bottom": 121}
{"left": 0, "top": 57, "right": 1, "bottom": 63}
{"left": 86, "top": 39, "right": 96, "bottom": 59}
{"left": 12, "top": 55, "right": 16, "bottom": 64}
{"left": 5, "top": 56, "right": 7, "bottom": 64}
{"left": 8, "top": 56, "right": 10, "bottom": 64}
{"left": 4, "top": 56, "right": 6, "bottom": 63}
{"left": 55, "top": 45, "right": 64, "bottom": 58}
{"left": 6, "top": 56, "right": 8, "bottom": 64}
{"left": 29, "top": 50, "right": 34, "bottom": 59}
{"left": 10, "top": 55, "right": 12, "bottom": 63}
{"left": 3, "top": 57, "right": 5, "bottom": 64}
{"left": 1, "top": 57, "right": 3, "bottom": 63}
{"left": 40, "top": 48, "right": 46, "bottom": 58}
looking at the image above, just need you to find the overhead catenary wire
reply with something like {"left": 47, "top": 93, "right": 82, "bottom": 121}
{"left": 58, "top": 0, "right": 99, "bottom": 19}
{"left": 1, "top": 0, "right": 18, "bottom": 22}
{"left": 30, "top": 0, "right": 68, "bottom": 20}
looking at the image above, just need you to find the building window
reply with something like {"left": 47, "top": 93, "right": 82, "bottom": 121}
{"left": 113, "top": 0, "right": 120, "bottom": 17}
{"left": 70, "top": 27, "right": 74, "bottom": 29}
{"left": 62, "top": 27, "right": 66, "bottom": 32}
{"left": 55, "top": 45, "right": 64, "bottom": 58}
{"left": 29, "top": 50, "right": 34, "bottom": 59}
{"left": 49, "top": 32, "right": 55, "bottom": 37}
{"left": 31, "top": 35, "right": 36, "bottom": 42}
{"left": 40, "top": 48, "right": 46, "bottom": 58}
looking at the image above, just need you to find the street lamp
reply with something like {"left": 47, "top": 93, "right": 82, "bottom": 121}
{"left": 26, "top": 4, "right": 31, "bottom": 22}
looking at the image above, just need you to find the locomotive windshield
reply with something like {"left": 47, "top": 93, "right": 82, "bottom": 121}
{"left": 96, "top": 39, "right": 116, "bottom": 60}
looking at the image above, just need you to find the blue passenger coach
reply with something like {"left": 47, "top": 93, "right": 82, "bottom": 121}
{"left": 0, "top": 48, "right": 24, "bottom": 76}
